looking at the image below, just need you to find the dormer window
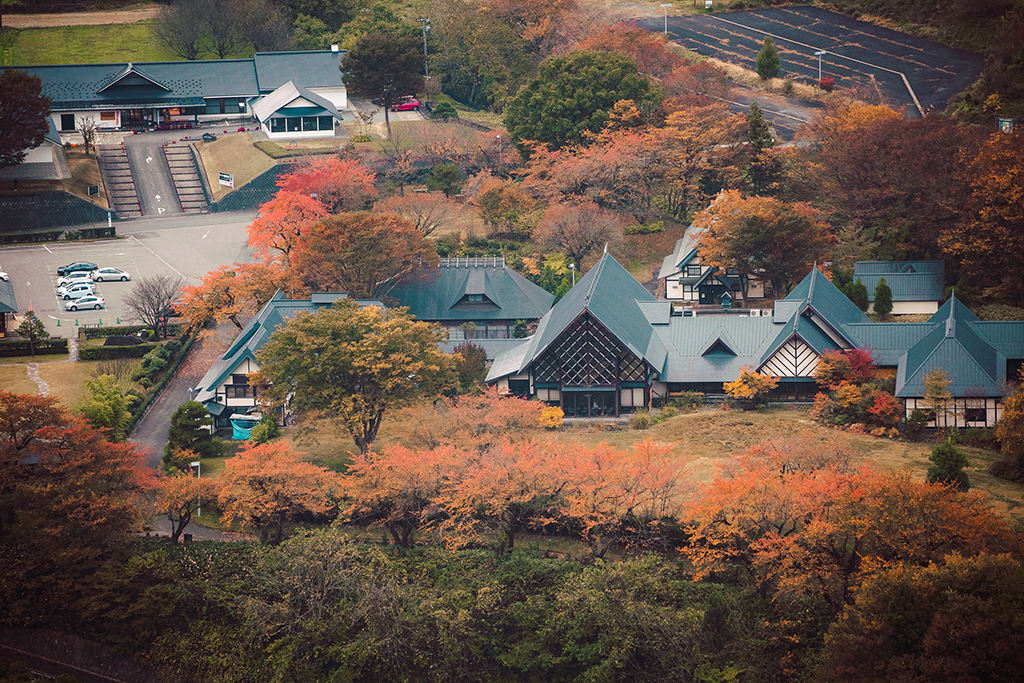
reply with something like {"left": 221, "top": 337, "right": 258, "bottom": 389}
{"left": 466, "top": 294, "right": 484, "bottom": 303}
{"left": 686, "top": 264, "right": 702, "bottom": 277}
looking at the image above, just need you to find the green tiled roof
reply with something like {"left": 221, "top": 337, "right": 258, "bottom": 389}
{"left": 389, "top": 260, "right": 553, "bottom": 323}
{"left": 0, "top": 280, "right": 17, "bottom": 314}
{"left": 854, "top": 261, "right": 945, "bottom": 303}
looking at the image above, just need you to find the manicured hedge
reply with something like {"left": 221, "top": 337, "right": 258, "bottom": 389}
{"left": 79, "top": 343, "right": 160, "bottom": 360}
{"left": 126, "top": 334, "right": 197, "bottom": 434}
{"left": 0, "top": 338, "right": 69, "bottom": 357}
{"left": 0, "top": 227, "right": 115, "bottom": 245}
{"left": 82, "top": 324, "right": 183, "bottom": 339}
{"left": 253, "top": 141, "right": 336, "bottom": 159}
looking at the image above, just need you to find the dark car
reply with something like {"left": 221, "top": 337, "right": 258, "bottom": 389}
{"left": 57, "top": 261, "right": 98, "bottom": 276}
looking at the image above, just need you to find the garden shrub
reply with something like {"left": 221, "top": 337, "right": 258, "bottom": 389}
{"left": 539, "top": 406, "right": 564, "bottom": 430}
{"left": 630, "top": 410, "right": 653, "bottom": 430}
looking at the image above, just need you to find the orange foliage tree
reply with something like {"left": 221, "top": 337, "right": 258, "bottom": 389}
{"left": 287, "top": 211, "right": 438, "bottom": 299}
{"left": 218, "top": 441, "right": 341, "bottom": 544}
{"left": 376, "top": 191, "right": 461, "bottom": 237}
{"left": 401, "top": 386, "right": 546, "bottom": 451}
{"left": 246, "top": 190, "right": 328, "bottom": 266}
{"left": 694, "top": 190, "right": 833, "bottom": 303}
{"left": 177, "top": 262, "right": 284, "bottom": 332}
{"left": 940, "top": 131, "right": 1024, "bottom": 305}
{"left": 575, "top": 24, "right": 683, "bottom": 79}
{"left": 154, "top": 468, "right": 219, "bottom": 543}
{"left": 275, "top": 156, "right": 378, "bottom": 213}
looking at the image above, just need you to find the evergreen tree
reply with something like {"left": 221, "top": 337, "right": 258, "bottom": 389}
{"left": 927, "top": 440, "right": 970, "bottom": 491}
{"left": 15, "top": 310, "right": 49, "bottom": 357}
{"left": 426, "top": 162, "right": 463, "bottom": 197}
{"left": 756, "top": 36, "right": 781, "bottom": 80}
{"left": 165, "top": 400, "right": 216, "bottom": 464}
{"left": 874, "top": 277, "right": 893, "bottom": 317}
{"left": 747, "top": 102, "right": 775, "bottom": 150}
{"left": 848, "top": 278, "right": 869, "bottom": 311}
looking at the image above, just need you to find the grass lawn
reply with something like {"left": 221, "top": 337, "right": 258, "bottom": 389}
{"left": 0, "top": 352, "right": 70, "bottom": 365}
{"left": 0, "top": 364, "right": 40, "bottom": 396}
{"left": 36, "top": 359, "right": 106, "bottom": 408}
{"left": 195, "top": 133, "right": 277, "bottom": 202}
{"left": 63, "top": 151, "right": 109, "bottom": 209}
{"left": 9, "top": 20, "right": 253, "bottom": 66}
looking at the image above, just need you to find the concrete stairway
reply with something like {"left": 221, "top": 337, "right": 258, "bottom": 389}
{"left": 163, "top": 142, "right": 209, "bottom": 214}
{"left": 96, "top": 143, "right": 142, "bottom": 218}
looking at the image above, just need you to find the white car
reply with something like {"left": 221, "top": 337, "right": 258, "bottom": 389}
{"left": 57, "top": 282, "right": 96, "bottom": 299}
{"left": 91, "top": 267, "right": 131, "bottom": 282}
{"left": 65, "top": 295, "right": 105, "bottom": 311}
{"left": 58, "top": 271, "right": 94, "bottom": 287}
{"left": 0, "top": 270, "right": 7, "bottom": 282}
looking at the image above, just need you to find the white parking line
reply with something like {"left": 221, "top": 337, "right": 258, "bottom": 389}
{"left": 127, "top": 234, "right": 185, "bottom": 278}
{"left": 42, "top": 244, "right": 52, "bottom": 254}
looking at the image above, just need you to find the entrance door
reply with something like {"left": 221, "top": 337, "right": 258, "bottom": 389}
{"left": 562, "top": 391, "right": 616, "bottom": 417}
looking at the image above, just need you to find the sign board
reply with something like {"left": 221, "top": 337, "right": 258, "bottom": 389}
{"left": 87, "top": 185, "right": 99, "bottom": 196}
{"left": 705, "top": 0, "right": 712, "bottom": 7}
{"left": 997, "top": 117, "right": 1015, "bottom": 134}
{"left": 218, "top": 171, "right": 234, "bottom": 188}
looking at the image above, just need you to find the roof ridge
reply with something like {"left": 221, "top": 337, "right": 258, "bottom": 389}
{"left": 583, "top": 254, "right": 607, "bottom": 308}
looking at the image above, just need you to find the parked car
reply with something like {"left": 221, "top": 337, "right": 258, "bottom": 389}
{"left": 91, "top": 267, "right": 131, "bottom": 282}
{"left": 57, "top": 282, "right": 96, "bottom": 299}
{"left": 65, "top": 295, "right": 105, "bottom": 311}
{"left": 58, "top": 271, "right": 94, "bottom": 287}
{"left": 391, "top": 97, "right": 420, "bottom": 112}
{"left": 0, "top": 269, "right": 7, "bottom": 282}
{"left": 56, "top": 261, "right": 98, "bottom": 276}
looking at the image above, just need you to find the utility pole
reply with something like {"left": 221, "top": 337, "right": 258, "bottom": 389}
{"left": 660, "top": 4, "right": 672, "bottom": 35}
{"left": 418, "top": 18, "right": 430, "bottom": 78}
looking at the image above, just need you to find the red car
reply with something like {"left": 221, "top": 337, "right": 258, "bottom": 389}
{"left": 391, "top": 97, "right": 420, "bottom": 112}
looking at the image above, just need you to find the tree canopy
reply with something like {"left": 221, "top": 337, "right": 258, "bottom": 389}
{"left": 503, "top": 51, "right": 662, "bottom": 150}
{"left": 253, "top": 298, "right": 456, "bottom": 453}
{"left": 0, "top": 70, "right": 52, "bottom": 169}
{"left": 342, "top": 30, "right": 424, "bottom": 138}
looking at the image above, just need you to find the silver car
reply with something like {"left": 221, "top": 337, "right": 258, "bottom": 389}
{"left": 57, "top": 282, "right": 96, "bottom": 299}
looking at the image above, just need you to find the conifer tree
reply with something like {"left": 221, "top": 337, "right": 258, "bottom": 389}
{"left": 874, "top": 277, "right": 893, "bottom": 317}
{"left": 756, "top": 36, "right": 781, "bottom": 80}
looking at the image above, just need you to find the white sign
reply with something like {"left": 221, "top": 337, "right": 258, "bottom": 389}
{"left": 705, "top": 0, "right": 712, "bottom": 7}
{"left": 219, "top": 171, "right": 234, "bottom": 188}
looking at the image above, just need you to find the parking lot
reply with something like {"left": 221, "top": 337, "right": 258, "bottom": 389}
{"left": 1, "top": 216, "right": 253, "bottom": 337}
{"left": 643, "top": 6, "right": 984, "bottom": 116}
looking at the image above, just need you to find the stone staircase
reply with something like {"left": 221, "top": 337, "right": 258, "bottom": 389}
{"left": 163, "top": 142, "right": 209, "bottom": 214}
{"left": 96, "top": 143, "right": 142, "bottom": 218}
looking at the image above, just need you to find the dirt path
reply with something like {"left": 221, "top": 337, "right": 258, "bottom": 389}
{"left": 4, "top": 5, "right": 160, "bottom": 28}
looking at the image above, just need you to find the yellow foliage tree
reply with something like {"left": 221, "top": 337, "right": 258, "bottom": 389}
{"left": 724, "top": 366, "right": 779, "bottom": 407}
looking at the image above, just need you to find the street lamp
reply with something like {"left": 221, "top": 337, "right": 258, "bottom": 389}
{"left": 814, "top": 50, "right": 826, "bottom": 82}
{"left": 418, "top": 18, "right": 430, "bottom": 78}
{"left": 660, "top": 4, "right": 672, "bottom": 35}
{"left": 496, "top": 134, "right": 502, "bottom": 167}
{"left": 190, "top": 461, "right": 201, "bottom": 517}
{"left": 569, "top": 263, "right": 576, "bottom": 286}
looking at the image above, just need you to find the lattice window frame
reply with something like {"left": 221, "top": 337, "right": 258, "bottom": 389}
{"left": 760, "top": 335, "right": 819, "bottom": 378}
{"left": 531, "top": 312, "right": 648, "bottom": 387}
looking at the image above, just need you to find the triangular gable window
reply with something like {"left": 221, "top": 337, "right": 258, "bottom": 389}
{"left": 702, "top": 339, "right": 737, "bottom": 356}
{"left": 97, "top": 64, "right": 171, "bottom": 93}
{"left": 760, "top": 335, "right": 818, "bottom": 377}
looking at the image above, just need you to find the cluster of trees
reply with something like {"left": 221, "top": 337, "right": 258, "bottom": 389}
{"left": 6, "top": 385, "right": 1023, "bottom": 682}
{"left": 808, "top": 348, "right": 902, "bottom": 437}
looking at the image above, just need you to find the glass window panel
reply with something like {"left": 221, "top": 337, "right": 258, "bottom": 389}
{"left": 287, "top": 118, "right": 301, "bottom": 132}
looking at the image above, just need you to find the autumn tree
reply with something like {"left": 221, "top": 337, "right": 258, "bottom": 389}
{"left": 503, "top": 51, "right": 662, "bottom": 150}
{"left": 247, "top": 190, "right": 328, "bottom": 266}
{"left": 178, "top": 262, "right": 283, "bottom": 333}
{"left": 342, "top": 30, "right": 424, "bottom": 138}
{"left": 156, "top": 469, "right": 218, "bottom": 543}
{"left": 152, "top": 0, "right": 207, "bottom": 60}
{"left": 15, "top": 310, "right": 48, "bottom": 357}
{"left": 287, "top": 211, "right": 438, "bottom": 299}
{"left": 376, "top": 192, "right": 461, "bottom": 237}
{"left": 275, "top": 157, "right": 377, "bottom": 214}
{"left": 723, "top": 366, "right": 779, "bottom": 408}
{"left": 940, "top": 131, "right": 1024, "bottom": 305}
{"left": 923, "top": 367, "right": 955, "bottom": 428}
{"left": 453, "top": 341, "right": 488, "bottom": 392}
{"left": 756, "top": 36, "right": 780, "bottom": 80}
{"left": 233, "top": 0, "right": 290, "bottom": 51}
{"left": 0, "top": 392, "right": 149, "bottom": 620}
{"left": 477, "top": 179, "right": 538, "bottom": 237}
{"left": 253, "top": 298, "right": 456, "bottom": 454}
{"left": 0, "top": 70, "right": 52, "bottom": 168}
{"left": 694, "top": 190, "right": 834, "bottom": 304}
{"left": 574, "top": 25, "right": 683, "bottom": 80}
{"left": 218, "top": 441, "right": 341, "bottom": 543}
{"left": 821, "top": 553, "right": 1024, "bottom": 682}
{"left": 994, "top": 370, "right": 1024, "bottom": 479}
{"left": 533, "top": 201, "right": 627, "bottom": 269}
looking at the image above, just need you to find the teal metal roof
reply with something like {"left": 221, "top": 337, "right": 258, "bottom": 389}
{"left": 843, "top": 322, "right": 935, "bottom": 366}
{"left": 253, "top": 50, "right": 345, "bottom": 92}
{"left": 389, "top": 260, "right": 554, "bottom": 323}
{"left": 896, "top": 302, "right": 1005, "bottom": 397}
{"left": 195, "top": 292, "right": 382, "bottom": 404}
{"left": 974, "top": 321, "right": 1024, "bottom": 358}
{"left": 853, "top": 263, "right": 944, "bottom": 302}
{"left": 928, "top": 295, "right": 980, "bottom": 325}
{"left": 855, "top": 261, "right": 943, "bottom": 275}
{"left": 786, "top": 267, "right": 871, "bottom": 328}
{"left": 658, "top": 231, "right": 700, "bottom": 279}
{"left": 0, "top": 280, "right": 17, "bottom": 314}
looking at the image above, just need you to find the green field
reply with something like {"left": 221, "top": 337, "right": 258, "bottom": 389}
{"left": 8, "top": 21, "right": 250, "bottom": 66}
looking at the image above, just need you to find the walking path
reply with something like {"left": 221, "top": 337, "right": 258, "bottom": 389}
{"left": 26, "top": 364, "right": 49, "bottom": 396}
{"left": 4, "top": 6, "right": 160, "bottom": 28}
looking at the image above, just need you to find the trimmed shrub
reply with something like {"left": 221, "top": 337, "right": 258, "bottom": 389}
{"left": 0, "top": 338, "right": 69, "bottom": 357}
{"left": 78, "top": 343, "right": 159, "bottom": 360}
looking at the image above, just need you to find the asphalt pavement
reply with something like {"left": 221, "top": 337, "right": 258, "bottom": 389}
{"left": 123, "top": 131, "right": 189, "bottom": 217}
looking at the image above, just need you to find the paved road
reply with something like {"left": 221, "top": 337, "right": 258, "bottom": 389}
{"left": 124, "top": 131, "right": 188, "bottom": 217}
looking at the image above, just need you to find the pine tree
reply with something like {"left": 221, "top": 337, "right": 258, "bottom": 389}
{"left": 756, "top": 36, "right": 781, "bottom": 80}
{"left": 848, "top": 278, "right": 869, "bottom": 311}
{"left": 747, "top": 102, "right": 774, "bottom": 150}
{"left": 874, "top": 277, "right": 893, "bottom": 317}
{"left": 927, "top": 441, "right": 970, "bottom": 491}
{"left": 16, "top": 310, "right": 49, "bottom": 357}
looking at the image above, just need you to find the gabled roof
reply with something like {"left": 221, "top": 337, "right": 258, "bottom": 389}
{"left": 97, "top": 63, "right": 170, "bottom": 93}
{"left": 252, "top": 80, "right": 342, "bottom": 121}
{"left": 657, "top": 227, "right": 703, "bottom": 279}
{"left": 786, "top": 267, "right": 871, "bottom": 328}
{"left": 253, "top": 50, "right": 345, "bottom": 92}
{"left": 487, "top": 253, "right": 662, "bottom": 380}
{"left": 389, "top": 258, "right": 554, "bottom": 323}
{"left": 195, "top": 292, "right": 381, "bottom": 404}
{"left": 895, "top": 295, "right": 1005, "bottom": 397}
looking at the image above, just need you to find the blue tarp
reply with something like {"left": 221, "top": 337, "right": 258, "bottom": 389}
{"left": 230, "top": 416, "right": 259, "bottom": 440}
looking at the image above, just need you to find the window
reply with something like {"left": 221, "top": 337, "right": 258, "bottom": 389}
{"left": 224, "top": 385, "right": 254, "bottom": 399}
{"left": 60, "top": 114, "right": 76, "bottom": 132}
{"left": 686, "top": 264, "right": 702, "bottom": 277}
{"left": 231, "top": 374, "right": 249, "bottom": 385}
{"left": 965, "top": 407, "right": 986, "bottom": 423}
{"left": 287, "top": 118, "right": 301, "bottom": 132}
{"left": 302, "top": 117, "right": 318, "bottom": 131}
{"left": 270, "top": 118, "right": 286, "bottom": 133}
{"left": 318, "top": 116, "right": 334, "bottom": 131}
